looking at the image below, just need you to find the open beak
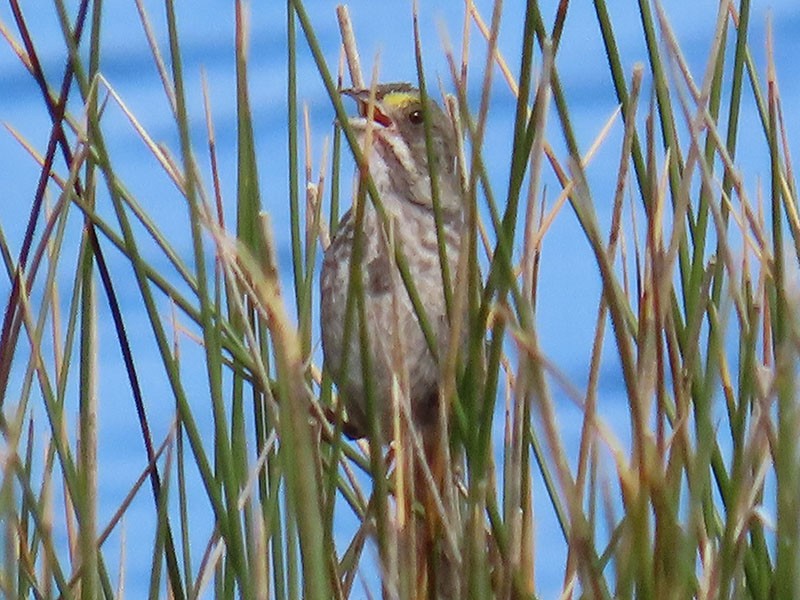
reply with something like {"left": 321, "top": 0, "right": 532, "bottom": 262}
{"left": 341, "top": 88, "right": 392, "bottom": 128}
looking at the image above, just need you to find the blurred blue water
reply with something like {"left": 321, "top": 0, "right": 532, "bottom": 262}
{"left": 1, "top": 1, "right": 797, "bottom": 597}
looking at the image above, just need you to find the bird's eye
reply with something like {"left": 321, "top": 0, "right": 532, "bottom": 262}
{"left": 408, "top": 109, "right": 424, "bottom": 125}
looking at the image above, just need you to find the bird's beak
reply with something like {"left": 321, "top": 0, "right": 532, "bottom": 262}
{"left": 340, "top": 88, "right": 392, "bottom": 128}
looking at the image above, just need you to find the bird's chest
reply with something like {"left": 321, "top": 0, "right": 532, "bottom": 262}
{"left": 324, "top": 203, "right": 454, "bottom": 313}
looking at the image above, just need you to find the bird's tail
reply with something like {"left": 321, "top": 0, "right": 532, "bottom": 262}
{"left": 410, "top": 423, "right": 456, "bottom": 599}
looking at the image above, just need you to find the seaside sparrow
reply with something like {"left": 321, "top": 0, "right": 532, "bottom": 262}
{"left": 320, "top": 83, "right": 464, "bottom": 441}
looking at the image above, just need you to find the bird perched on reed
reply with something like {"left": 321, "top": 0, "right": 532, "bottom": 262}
{"left": 320, "top": 83, "right": 465, "bottom": 597}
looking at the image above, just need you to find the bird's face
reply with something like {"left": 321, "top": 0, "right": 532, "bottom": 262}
{"left": 342, "top": 84, "right": 461, "bottom": 212}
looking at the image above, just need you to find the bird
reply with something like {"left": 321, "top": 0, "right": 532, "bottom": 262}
{"left": 319, "top": 82, "right": 465, "bottom": 444}
{"left": 319, "top": 81, "right": 465, "bottom": 598}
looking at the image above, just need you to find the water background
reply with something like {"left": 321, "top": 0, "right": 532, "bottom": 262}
{"left": 0, "top": 1, "right": 797, "bottom": 597}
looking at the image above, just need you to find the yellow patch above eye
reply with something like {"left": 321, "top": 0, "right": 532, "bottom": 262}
{"left": 381, "top": 91, "right": 420, "bottom": 109}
